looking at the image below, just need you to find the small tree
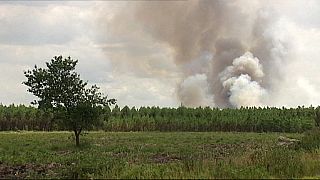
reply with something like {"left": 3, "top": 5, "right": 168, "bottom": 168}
{"left": 23, "top": 56, "right": 116, "bottom": 146}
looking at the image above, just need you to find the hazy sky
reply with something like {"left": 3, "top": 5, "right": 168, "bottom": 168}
{"left": 0, "top": 1, "right": 180, "bottom": 107}
{"left": 0, "top": 1, "right": 319, "bottom": 108}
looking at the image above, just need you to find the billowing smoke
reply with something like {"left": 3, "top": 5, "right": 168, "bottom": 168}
{"left": 219, "top": 52, "right": 264, "bottom": 83}
{"left": 220, "top": 52, "right": 267, "bottom": 107}
{"left": 101, "top": 0, "right": 320, "bottom": 108}
{"left": 223, "top": 75, "right": 267, "bottom": 107}
{"left": 127, "top": 0, "right": 277, "bottom": 107}
{"left": 178, "top": 74, "right": 214, "bottom": 107}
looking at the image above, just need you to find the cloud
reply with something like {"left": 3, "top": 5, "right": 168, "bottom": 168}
{"left": 0, "top": 61, "right": 34, "bottom": 105}
{"left": 0, "top": 2, "right": 103, "bottom": 45}
{"left": 0, "top": 2, "right": 180, "bottom": 107}
{"left": 0, "top": 2, "right": 116, "bottom": 105}
{"left": 99, "top": 74, "right": 178, "bottom": 107}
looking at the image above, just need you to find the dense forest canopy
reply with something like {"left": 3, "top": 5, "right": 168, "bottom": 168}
{"left": 0, "top": 104, "right": 316, "bottom": 133}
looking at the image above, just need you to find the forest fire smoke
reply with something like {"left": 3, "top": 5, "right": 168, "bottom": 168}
{"left": 219, "top": 52, "right": 267, "bottom": 107}
{"left": 103, "top": 0, "right": 320, "bottom": 108}
{"left": 129, "top": 0, "right": 275, "bottom": 108}
{"left": 178, "top": 74, "right": 214, "bottom": 108}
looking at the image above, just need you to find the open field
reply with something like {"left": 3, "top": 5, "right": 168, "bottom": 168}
{"left": 0, "top": 131, "right": 320, "bottom": 179}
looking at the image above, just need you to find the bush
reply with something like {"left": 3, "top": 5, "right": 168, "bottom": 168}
{"left": 299, "top": 128, "right": 320, "bottom": 150}
{"left": 262, "top": 147, "right": 304, "bottom": 178}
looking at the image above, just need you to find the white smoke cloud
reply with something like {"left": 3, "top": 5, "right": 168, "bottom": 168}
{"left": 223, "top": 75, "right": 267, "bottom": 107}
{"left": 178, "top": 74, "right": 214, "bottom": 107}
{"left": 219, "top": 52, "right": 264, "bottom": 82}
{"left": 219, "top": 52, "right": 267, "bottom": 107}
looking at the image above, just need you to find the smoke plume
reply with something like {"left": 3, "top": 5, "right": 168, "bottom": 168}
{"left": 220, "top": 52, "right": 267, "bottom": 107}
{"left": 178, "top": 74, "right": 214, "bottom": 107}
{"left": 129, "top": 0, "right": 277, "bottom": 107}
{"left": 101, "top": 0, "right": 320, "bottom": 108}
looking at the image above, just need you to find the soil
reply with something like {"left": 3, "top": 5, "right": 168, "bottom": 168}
{"left": 0, "top": 162, "right": 61, "bottom": 179}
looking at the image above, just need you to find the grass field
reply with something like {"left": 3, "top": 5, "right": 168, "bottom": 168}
{"left": 0, "top": 131, "right": 320, "bottom": 179}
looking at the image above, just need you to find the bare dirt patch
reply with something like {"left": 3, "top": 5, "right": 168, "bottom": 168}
{"left": 0, "top": 162, "right": 61, "bottom": 179}
{"left": 152, "top": 153, "right": 181, "bottom": 164}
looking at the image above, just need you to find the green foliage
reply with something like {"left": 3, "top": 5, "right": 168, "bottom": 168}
{"left": 105, "top": 106, "right": 315, "bottom": 133}
{"left": 22, "top": 56, "right": 115, "bottom": 145}
{"left": 0, "top": 105, "right": 316, "bottom": 133}
{"left": 23, "top": 56, "right": 84, "bottom": 109}
{"left": 299, "top": 128, "right": 320, "bottom": 150}
{"left": 0, "top": 104, "right": 53, "bottom": 131}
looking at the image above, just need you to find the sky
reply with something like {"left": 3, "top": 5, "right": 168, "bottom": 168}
{"left": 0, "top": 1, "right": 319, "bottom": 108}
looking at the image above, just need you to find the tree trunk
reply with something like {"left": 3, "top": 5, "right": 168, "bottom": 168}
{"left": 74, "top": 129, "right": 81, "bottom": 146}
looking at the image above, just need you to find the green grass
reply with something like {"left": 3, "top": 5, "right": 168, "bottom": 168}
{"left": 0, "top": 131, "right": 319, "bottom": 179}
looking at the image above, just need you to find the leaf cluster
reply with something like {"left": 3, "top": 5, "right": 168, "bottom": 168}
{"left": 23, "top": 56, "right": 116, "bottom": 131}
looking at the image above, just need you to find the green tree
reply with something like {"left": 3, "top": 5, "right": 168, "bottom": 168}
{"left": 23, "top": 56, "right": 116, "bottom": 146}
{"left": 121, "top": 106, "right": 130, "bottom": 118}
{"left": 315, "top": 107, "right": 320, "bottom": 127}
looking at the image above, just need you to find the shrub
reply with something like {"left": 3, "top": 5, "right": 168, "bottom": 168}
{"left": 299, "top": 128, "right": 320, "bottom": 150}
{"left": 262, "top": 147, "right": 304, "bottom": 178}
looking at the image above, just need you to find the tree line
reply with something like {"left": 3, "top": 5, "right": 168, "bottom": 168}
{"left": 0, "top": 104, "right": 316, "bottom": 133}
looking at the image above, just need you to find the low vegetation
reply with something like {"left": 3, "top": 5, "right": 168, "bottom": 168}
{"left": 0, "top": 131, "right": 319, "bottom": 179}
{"left": 299, "top": 127, "right": 320, "bottom": 150}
